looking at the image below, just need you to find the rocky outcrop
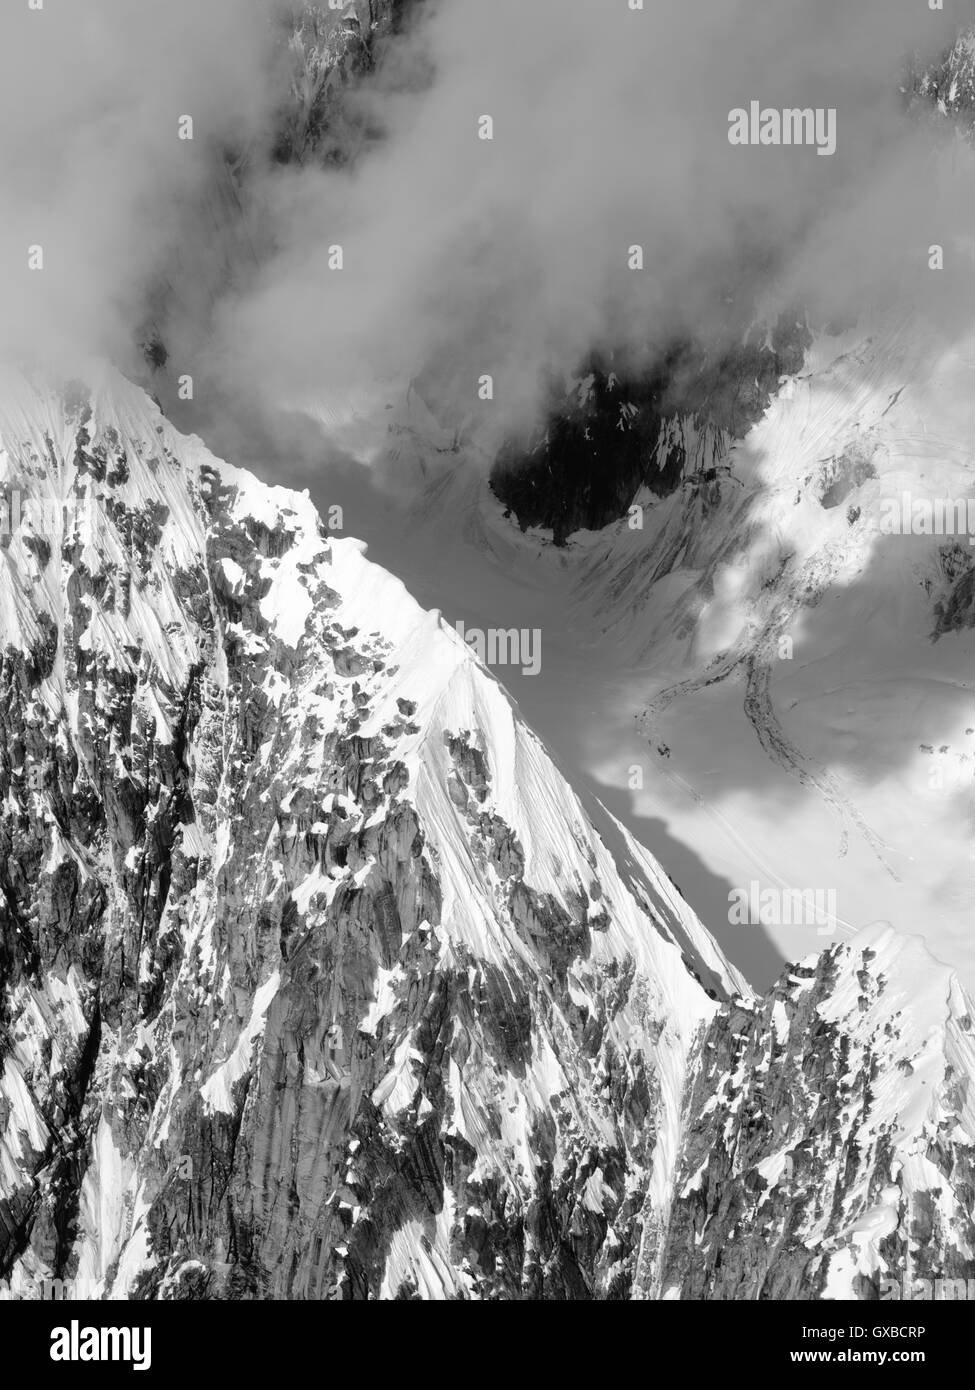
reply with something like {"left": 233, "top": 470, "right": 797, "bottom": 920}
{"left": 0, "top": 369, "right": 972, "bottom": 1302}
{"left": 490, "top": 317, "right": 810, "bottom": 545}
{"left": 660, "top": 926, "right": 975, "bottom": 1300}
{"left": 271, "top": 0, "right": 424, "bottom": 167}
{"left": 0, "top": 368, "right": 734, "bottom": 1301}
{"left": 907, "top": 30, "right": 975, "bottom": 128}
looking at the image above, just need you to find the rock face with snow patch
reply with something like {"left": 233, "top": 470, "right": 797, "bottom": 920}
{"left": 660, "top": 925, "right": 975, "bottom": 1300}
{"left": 0, "top": 370, "right": 973, "bottom": 1302}
{"left": 0, "top": 369, "right": 736, "bottom": 1300}
{"left": 489, "top": 319, "right": 810, "bottom": 545}
{"left": 271, "top": 0, "right": 421, "bottom": 167}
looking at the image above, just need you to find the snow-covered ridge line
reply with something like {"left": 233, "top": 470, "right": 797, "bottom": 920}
{"left": 0, "top": 365, "right": 741, "bottom": 1300}
{"left": 661, "top": 920, "right": 975, "bottom": 1299}
{"left": 0, "top": 363, "right": 971, "bottom": 1301}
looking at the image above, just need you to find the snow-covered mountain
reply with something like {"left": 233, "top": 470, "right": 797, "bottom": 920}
{"left": 337, "top": 305, "right": 975, "bottom": 998}
{"left": 661, "top": 922, "right": 975, "bottom": 1299}
{"left": 0, "top": 367, "right": 736, "bottom": 1300}
{"left": 0, "top": 368, "right": 972, "bottom": 1300}
{"left": 566, "top": 312, "right": 975, "bottom": 994}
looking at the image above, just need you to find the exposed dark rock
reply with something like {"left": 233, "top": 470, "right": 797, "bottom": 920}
{"left": 490, "top": 317, "right": 810, "bottom": 545}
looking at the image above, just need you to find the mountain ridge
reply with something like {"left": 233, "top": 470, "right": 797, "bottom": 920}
{"left": 0, "top": 367, "right": 971, "bottom": 1300}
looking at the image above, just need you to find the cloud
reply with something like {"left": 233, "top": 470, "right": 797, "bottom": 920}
{"left": 0, "top": 0, "right": 275, "bottom": 371}
{"left": 2, "top": 0, "right": 974, "bottom": 448}
{"left": 205, "top": 0, "right": 975, "bottom": 448}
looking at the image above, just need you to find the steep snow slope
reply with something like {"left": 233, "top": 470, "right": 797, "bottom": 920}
{"left": 1, "top": 366, "right": 972, "bottom": 1301}
{"left": 0, "top": 366, "right": 741, "bottom": 1301}
{"left": 662, "top": 922, "right": 975, "bottom": 1300}
{"left": 314, "top": 311, "right": 975, "bottom": 997}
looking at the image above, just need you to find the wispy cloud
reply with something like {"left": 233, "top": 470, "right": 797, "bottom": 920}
{"left": 1, "top": 0, "right": 973, "bottom": 447}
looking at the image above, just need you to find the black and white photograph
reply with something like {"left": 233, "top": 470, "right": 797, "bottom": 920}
{"left": 0, "top": 0, "right": 974, "bottom": 1356}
